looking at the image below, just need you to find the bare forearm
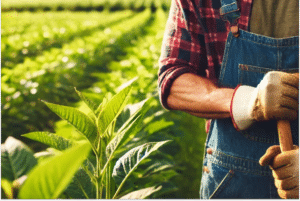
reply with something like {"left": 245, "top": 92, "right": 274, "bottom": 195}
{"left": 167, "top": 73, "right": 235, "bottom": 119}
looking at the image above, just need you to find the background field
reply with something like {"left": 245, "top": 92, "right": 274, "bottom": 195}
{"left": 1, "top": 0, "right": 207, "bottom": 198}
{"left": 2, "top": 0, "right": 170, "bottom": 11}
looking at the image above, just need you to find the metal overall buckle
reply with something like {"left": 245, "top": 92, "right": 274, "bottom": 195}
{"left": 219, "top": 9, "right": 240, "bottom": 38}
{"left": 219, "top": 2, "right": 240, "bottom": 38}
{"left": 230, "top": 25, "right": 240, "bottom": 38}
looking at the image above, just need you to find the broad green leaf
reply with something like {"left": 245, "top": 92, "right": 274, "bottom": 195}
{"left": 150, "top": 169, "right": 179, "bottom": 181}
{"left": 105, "top": 113, "right": 144, "bottom": 160}
{"left": 144, "top": 119, "right": 174, "bottom": 134}
{"left": 116, "top": 76, "right": 138, "bottom": 93}
{"left": 95, "top": 95, "right": 108, "bottom": 116}
{"left": 112, "top": 140, "right": 171, "bottom": 198}
{"left": 34, "top": 149, "right": 56, "bottom": 162}
{"left": 117, "top": 98, "right": 151, "bottom": 133}
{"left": 18, "top": 142, "right": 91, "bottom": 199}
{"left": 114, "top": 107, "right": 131, "bottom": 132}
{"left": 119, "top": 186, "right": 162, "bottom": 199}
{"left": 1, "top": 179, "right": 13, "bottom": 199}
{"left": 22, "top": 132, "right": 73, "bottom": 151}
{"left": 149, "top": 182, "right": 178, "bottom": 198}
{"left": 1, "top": 137, "right": 37, "bottom": 182}
{"left": 97, "top": 83, "right": 132, "bottom": 137}
{"left": 43, "top": 101, "right": 98, "bottom": 148}
{"left": 64, "top": 158, "right": 96, "bottom": 199}
{"left": 74, "top": 88, "right": 98, "bottom": 114}
{"left": 64, "top": 166, "right": 95, "bottom": 199}
{"left": 142, "top": 160, "right": 174, "bottom": 176}
{"left": 106, "top": 98, "right": 151, "bottom": 159}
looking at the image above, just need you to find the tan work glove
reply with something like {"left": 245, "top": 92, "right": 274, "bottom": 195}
{"left": 259, "top": 145, "right": 299, "bottom": 199}
{"left": 231, "top": 71, "right": 299, "bottom": 130}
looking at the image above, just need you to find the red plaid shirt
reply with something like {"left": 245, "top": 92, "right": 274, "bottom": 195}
{"left": 158, "top": 0, "right": 253, "bottom": 109}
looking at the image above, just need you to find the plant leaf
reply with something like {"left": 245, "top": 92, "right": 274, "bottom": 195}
{"left": 64, "top": 166, "right": 95, "bottom": 199}
{"left": 144, "top": 119, "right": 174, "bottom": 134}
{"left": 1, "top": 179, "right": 13, "bottom": 199}
{"left": 22, "top": 132, "right": 73, "bottom": 151}
{"left": 97, "top": 83, "right": 132, "bottom": 137}
{"left": 112, "top": 140, "right": 171, "bottom": 198}
{"left": 142, "top": 160, "right": 174, "bottom": 177}
{"left": 116, "top": 76, "right": 138, "bottom": 92}
{"left": 1, "top": 137, "right": 37, "bottom": 182}
{"left": 18, "top": 142, "right": 91, "bottom": 199}
{"left": 106, "top": 98, "right": 151, "bottom": 159}
{"left": 74, "top": 88, "right": 98, "bottom": 114}
{"left": 64, "top": 158, "right": 96, "bottom": 199}
{"left": 117, "top": 98, "right": 151, "bottom": 133}
{"left": 119, "top": 186, "right": 162, "bottom": 199}
{"left": 43, "top": 101, "right": 98, "bottom": 148}
{"left": 95, "top": 95, "right": 108, "bottom": 116}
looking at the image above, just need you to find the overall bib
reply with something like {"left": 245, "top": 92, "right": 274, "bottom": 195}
{"left": 199, "top": 0, "right": 299, "bottom": 198}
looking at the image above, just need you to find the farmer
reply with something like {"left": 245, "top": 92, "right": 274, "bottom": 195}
{"left": 158, "top": 0, "right": 299, "bottom": 198}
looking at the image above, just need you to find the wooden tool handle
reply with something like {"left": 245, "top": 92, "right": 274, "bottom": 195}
{"left": 277, "top": 120, "right": 293, "bottom": 152}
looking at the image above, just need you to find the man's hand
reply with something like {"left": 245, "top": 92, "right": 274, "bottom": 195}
{"left": 251, "top": 72, "right": 299, "bottom": 121}
{"left": 231, "top": 71, "right": 299, "bottom": 130}
{"left": 259, "top": 145, "right": 299, "bottom": 199}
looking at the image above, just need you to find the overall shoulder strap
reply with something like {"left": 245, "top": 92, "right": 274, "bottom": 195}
{"left": 220, "top": 0, "right": 240, "bottom": 25}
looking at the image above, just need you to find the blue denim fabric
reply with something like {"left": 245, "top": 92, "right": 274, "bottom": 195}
{"left": 199, "top": 1, "right": 299, "bottom": 198}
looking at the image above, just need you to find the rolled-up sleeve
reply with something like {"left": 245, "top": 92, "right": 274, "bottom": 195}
{"left": 158, "top": 0, "right": 208, "bottom": 110}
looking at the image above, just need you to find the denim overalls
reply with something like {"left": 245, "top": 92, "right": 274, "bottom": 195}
{"left": 199, "top": 0, "right": 299, "bottom": 198}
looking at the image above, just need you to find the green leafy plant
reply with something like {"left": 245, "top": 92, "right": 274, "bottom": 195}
{"left": 2, "top": 7, "right": 206, "bottom": 198}
{"left": 1, "top": 80, "right": 172, "bottom": 199}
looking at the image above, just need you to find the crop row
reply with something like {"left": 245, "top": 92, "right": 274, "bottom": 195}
{"left": 2, "top": 11, "right": 134, "bottom": 68}
{"left": 2, "top": 0, "right": 171, "bottom": 12}
{"left": 2, "top": 9, "right": 152, "bottom": 141}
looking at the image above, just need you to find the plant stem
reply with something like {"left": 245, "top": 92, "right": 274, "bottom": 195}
{"left": 96, "top": 154, "right": 100, "bottom": 199}
{"left": 106, "top": 164, "right": 110, "bottom": 199}
{"left": 99, "top": 138, "right": 103, "bottom": 198}
{"left": 95, "top": 136, "right": 102, "bottom": 199}
{"left": 101, "top": 121, "right": 115, "bottom": 199}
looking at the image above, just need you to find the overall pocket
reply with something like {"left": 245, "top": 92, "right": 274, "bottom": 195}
{"left": 209, "top": 171, "right": 235, "bottom": 198}
{"left": 200, "top": 162, "right": 235, "bottom": 199}
{"left": 200, "top": 161, "right": 278, "bottom": 199}
{"left": 238, "top": 64, "right": 299, "bottom": 87}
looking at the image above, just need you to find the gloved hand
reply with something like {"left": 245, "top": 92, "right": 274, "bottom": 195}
{"left": 259, "top": 145, "right": 299, "bottom": 199}
{"left": 231, "top": 71, "right": 299, "bottom": 130}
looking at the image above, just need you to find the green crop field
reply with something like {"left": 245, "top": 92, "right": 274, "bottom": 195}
{"left": 1, "top": 1, "right": 206, "bottom": 199}
{"left": 2, "top": 0, "right": 171, "bottom": 11}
